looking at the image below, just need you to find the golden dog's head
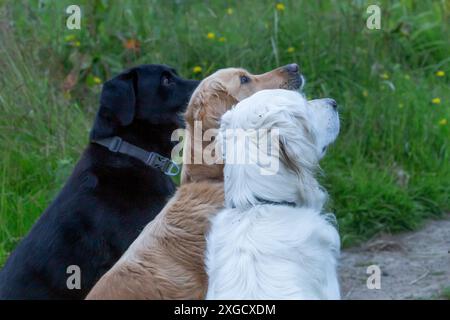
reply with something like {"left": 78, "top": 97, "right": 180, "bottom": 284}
{"left": 182, "top": 64, "right": 302, "bottom": 183}
{"left": 185, "top": 64, "right": 302, "bottom": 131}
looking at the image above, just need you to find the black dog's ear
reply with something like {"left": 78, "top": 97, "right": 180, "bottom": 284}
{"left": 90, "top": 70, "right": 137, "bottom": 140}
{"left": 100, "top": 71, "right": 136, "bottom": 126}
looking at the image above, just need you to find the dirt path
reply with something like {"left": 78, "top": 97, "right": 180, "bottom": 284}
{"left": 339, "top": 216, "right": 450, "bottom": 300}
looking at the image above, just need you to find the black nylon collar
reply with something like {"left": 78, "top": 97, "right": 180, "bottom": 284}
{"left": 230, "top": 199, "right": 339, "bottom": 230}
{"left": 91, "top": 136, "right": 180, "bottom": 176}
{"left": 254, "top": 197, "right": 297, "bottom": 207}
{"left": 231, "top": 197, "right": 297, "bottom": 209}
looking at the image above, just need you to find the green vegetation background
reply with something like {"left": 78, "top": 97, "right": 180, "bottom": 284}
{"left": 0, "top": 0, "right": 449, "bottom": 265}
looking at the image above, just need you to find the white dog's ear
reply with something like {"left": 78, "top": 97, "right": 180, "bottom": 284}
{"left": 217, "top": 110, "right": 233, "bottom": 160}
{"left": 279, "top": 137, "right": 301, "bottom": 176}
{"left": 219, "top": 108, "right": 233, "bottom": 130}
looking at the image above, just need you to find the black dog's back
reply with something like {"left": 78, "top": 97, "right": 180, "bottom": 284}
{"left": 0, "top": 143, "right": 175, "bottom": 299}
{"left": 0, "top": 65, "right": 198, "bottom": 299}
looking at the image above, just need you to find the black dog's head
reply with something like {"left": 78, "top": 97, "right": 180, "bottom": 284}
{"left": 90, "top": 64, "right": 199, "bottom": 141}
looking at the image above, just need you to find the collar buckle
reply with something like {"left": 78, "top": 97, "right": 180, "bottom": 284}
{"left": 163, "top": 161, "right": 181, "bottom": 176}
{"left": 146, "top": 153, "right": 180, "bottom": 176}
{"left": 108, "top": 137, "right": 123, "bottom": 153}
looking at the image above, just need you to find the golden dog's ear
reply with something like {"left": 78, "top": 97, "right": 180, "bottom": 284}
{"left": 184, "top": 90, "right": 204, "bottom": 126}
{"left": 185, "top": 80, "right": 237, "bottom": 132}
{"left": 209, "top": 79, "right": 227, "bottom": 95}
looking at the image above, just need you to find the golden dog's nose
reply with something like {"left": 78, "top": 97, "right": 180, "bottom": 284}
{"left": 284, "top": 63, "right": 299, "bottom": 73}
{"left": 281, "top": 63, "right": 303, "bottom": 90}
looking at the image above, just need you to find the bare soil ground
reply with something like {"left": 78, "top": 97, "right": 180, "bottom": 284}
{"left": 339, "top": 216, "right": 450, "bottom": 300}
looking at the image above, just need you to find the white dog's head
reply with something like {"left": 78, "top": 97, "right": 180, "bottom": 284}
{"left": 219, "top": 89, "right": 339, "bottom": 210}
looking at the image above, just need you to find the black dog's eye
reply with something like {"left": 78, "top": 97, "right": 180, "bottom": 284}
{"left": 161, "top": 74, "right": 172, "bottom": 86}
{"left": 240, "top": 75, "right": 250, "bottom": 84}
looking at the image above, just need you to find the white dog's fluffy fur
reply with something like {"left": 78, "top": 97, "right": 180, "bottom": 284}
{"left": 205, "top": 89, "right": 341, "bottom": 300}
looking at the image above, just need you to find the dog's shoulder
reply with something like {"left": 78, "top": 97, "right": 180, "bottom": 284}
{"left": 0, "top": 148, "right": 174, "bottom": 299}
{"left": 206, "top": 205, "right": 340, "bottom": 299}
{"left": 87, "top": 181, "right": 224, "bottom": 300}
{"left": 159, "top": 181, "right": 224, "bottom": 254}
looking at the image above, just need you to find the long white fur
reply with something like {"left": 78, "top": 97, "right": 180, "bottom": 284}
{"left": 205, "top": 89, "right": 341, "bottom": 300}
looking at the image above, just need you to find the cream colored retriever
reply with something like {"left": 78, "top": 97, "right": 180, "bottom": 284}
{"left": 86, "top": 64, "right": 302, "bottom": 299}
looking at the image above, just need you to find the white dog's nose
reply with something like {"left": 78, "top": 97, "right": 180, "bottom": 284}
{"left": 326, "top": 99, "right": 338, "bottom": 110}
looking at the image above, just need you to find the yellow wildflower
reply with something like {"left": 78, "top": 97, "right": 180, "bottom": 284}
{"left": 432, "top": 97, "right": 441, "bottom": 104}
{"left": 64, "top": 34, "right": 76, "bottom": 42}
{"left": 207, "top": 32, "right": 215, "bottom": 40}
{"left": 93, "top": 76, "right": 102, "bottom": 85}
{"left": 227, "top": 8, "right": 233, "bottom": 15}
{"left": 218, "top": 37, "right": 226, "bottom": 42}
{"left": 380, "top": 72, "right": 389, "bottom": 80}
{"left": 438, "top": 118, "right": 447, "bottom": 126}
{"left": 436, "top": 70, "right": 445, "bottom": 77}
{"left": 287, "top": 47, "right": 295, "bottom": 53}
{"left": 193, "top": 66, "right": 202, "bottom": 74}
{"left": 276, "top": 3, "right": 285, "bottom": 11}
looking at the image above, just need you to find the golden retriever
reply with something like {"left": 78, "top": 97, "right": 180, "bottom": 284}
{"left": 86, "top": 64, "right": 302, "bottom": 300}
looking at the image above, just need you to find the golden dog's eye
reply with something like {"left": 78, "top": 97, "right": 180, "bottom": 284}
{"left": 240, "top": 75, "right": 250, "bottom": 84}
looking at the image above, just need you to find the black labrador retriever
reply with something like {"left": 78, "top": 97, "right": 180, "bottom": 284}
{"left": 0, "top": 64, "right": 199, "bottom": 299}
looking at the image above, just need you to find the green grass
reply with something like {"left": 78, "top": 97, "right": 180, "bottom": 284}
{"left": 0, "top": 0, "right": 449, "bottom": 265}
{"left": 429, "top": 285, "right": 450, "bottom": 300}
{"left": 441, "top": 286, "right": 450, "bottom": 300}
